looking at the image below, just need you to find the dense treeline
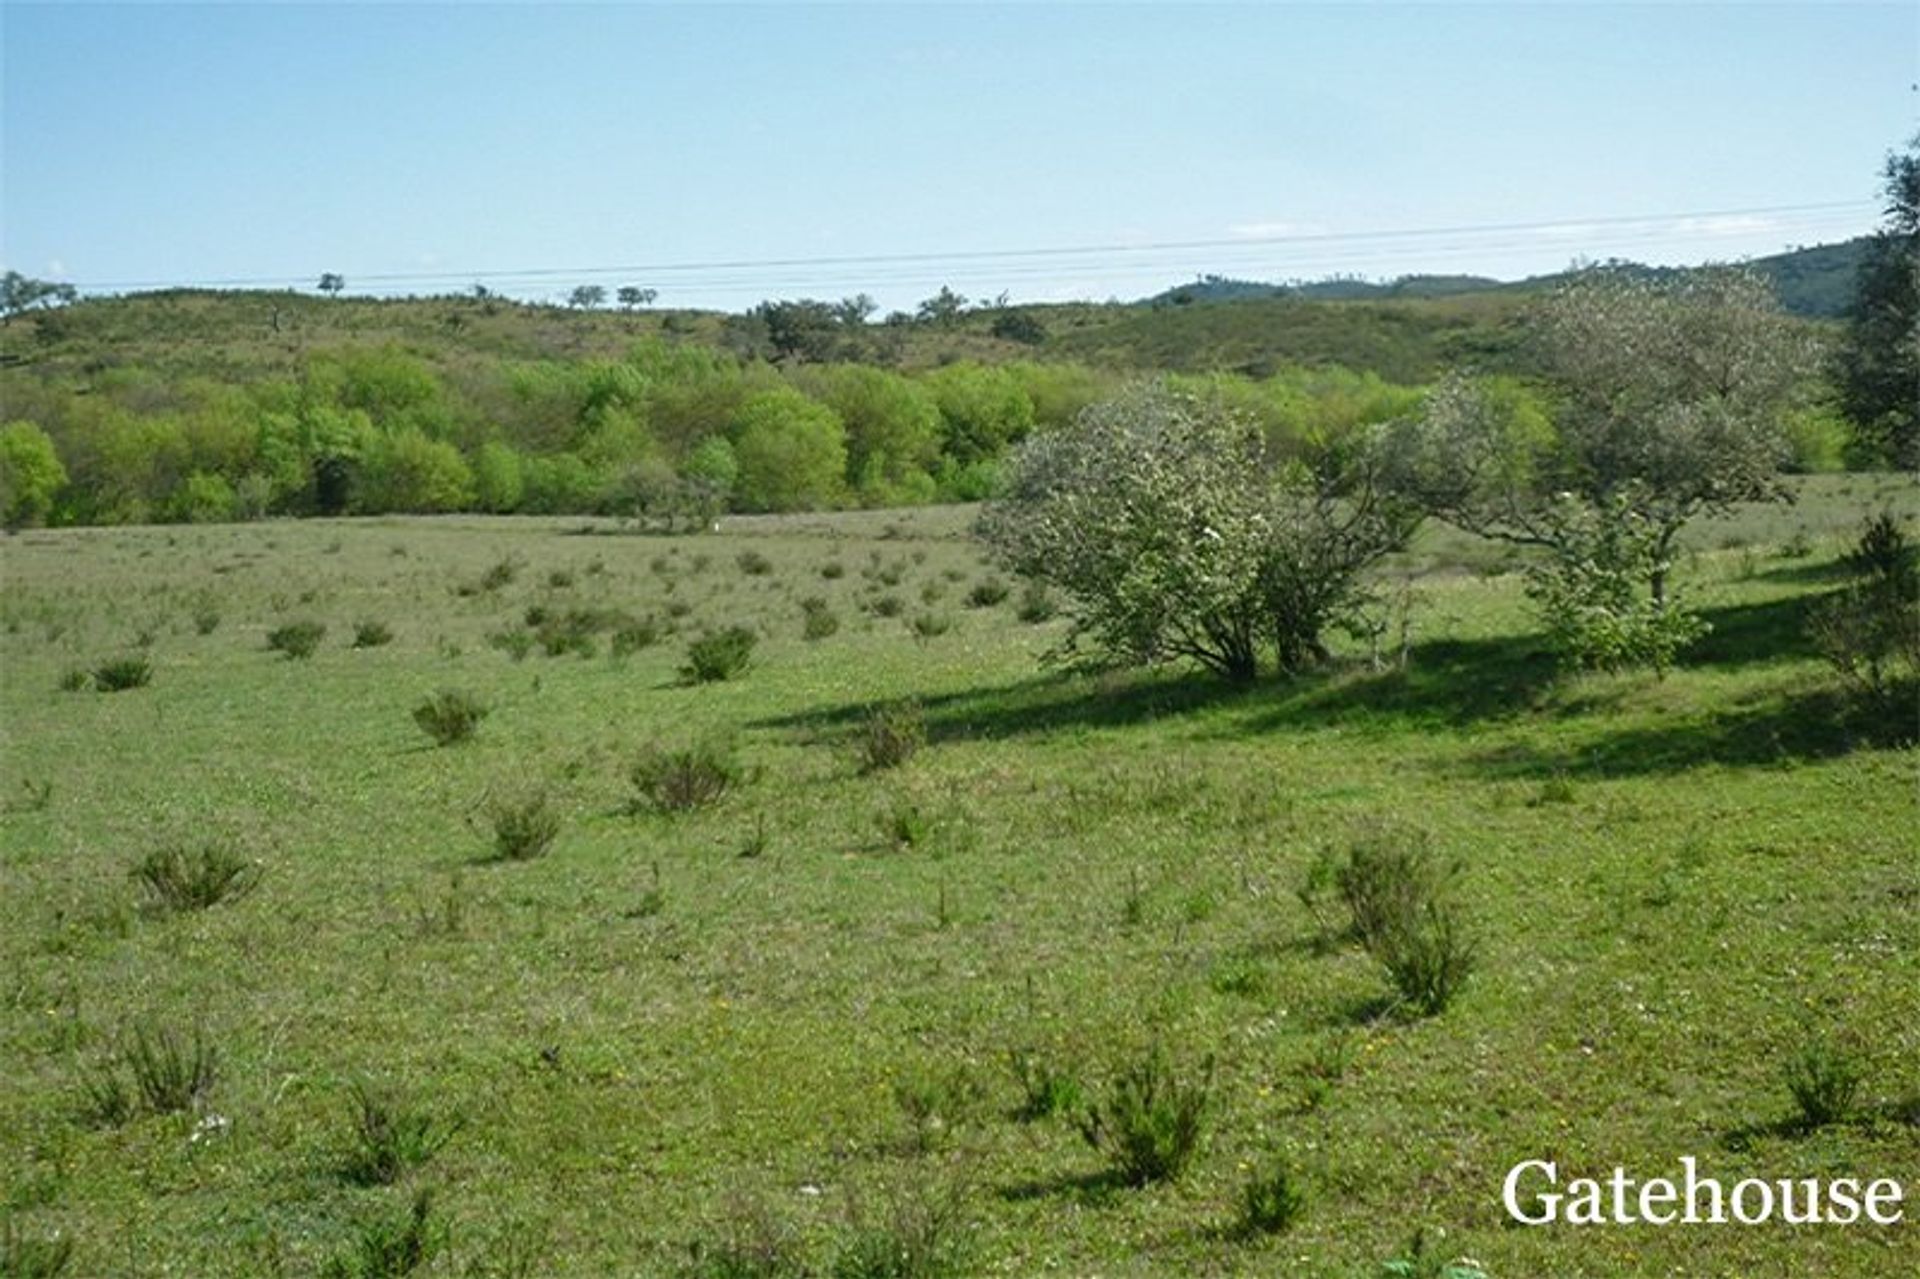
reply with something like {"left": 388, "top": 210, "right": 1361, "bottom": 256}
{"left": 0, "top": 335, "right": 1459, "bottom": 528}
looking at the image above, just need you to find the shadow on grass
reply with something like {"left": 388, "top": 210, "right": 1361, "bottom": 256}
{"left": 755, "top": 591, "right": 1873, "bottom": 763}
{"left": 1464, "top": 684, "right": 1911, "bottom": 781}
{"left": 995, "top": 1167, "right": 1130, "bottom": 1207}
{"left": 751, "top": 667, "right": 1258, "bottom": 745}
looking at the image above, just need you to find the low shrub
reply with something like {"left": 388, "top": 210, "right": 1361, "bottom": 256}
{"left": 831, "top": 1177, "right": 969, "bottom": 1279}
{"left": 0, "top": 1218, "right": 75, "bottom": 1279}
{"left": 1237, "top": 1156, "right": 1307, "bottom": 1236}
{"left": 484, "top": 788, "right": 561, "bottom": 861}
{"left": 736, "top": 550, "right": 774, "bottom": 576}
{"left": 909, "top": 612, "right": 952, "bottom": 643}
{"left": 124, "top": 1024, "right": 218, "bottom": 1115}
{"left": 681, "top": 626, "right": 757, "bottom": 683}
{"left": 91, "top": 657, "right": 151, "bottom": 692}
{"left": 964, "top": 579, "right": 1010, "bottom": 609}
{"left": 1007, "top": 1049, "right": 1082, "bottom": 1123}
{"left": 1014, "top": 581, "right": 1056, "bottom": 624}
{"left": 1784, "top": 1035, "right": 1865, "bottom": 1129}
{"left": 267, "top": 620, "right": 327, "bottom": 659}
{"left": 340, "top": 1080, "right": 461, "bottom": 1186}
{"left": 413, "top": 689, "right": 488, "bottom": 746}
{"left": 800, "top": 598, "right": 839, "bottom": 641}
{"left": 858, "top": 701, "right": 926, "bottom": 772}
{"left": 612, "top": 617, "right": 662, "bottom": 657}
{"left": 1075, "top": 1047, "right": 1213, "bottom": 1186}
{"left": 353, "top": 620, "right": 395, "bottom": 649}
{"left": 132, "top": 843, "right": 260, "bottom": 913}
{"left": 321, "top": 1189, "right": 444, "bottom": 1279}
{"left": 488, "top": 630, "right": 534, "bottom": 662}
{"left": 630, "top": 740, "right": 744, "bottom": 813}
{"left": 57, "top": 667, "right": 91, "bottom": 693}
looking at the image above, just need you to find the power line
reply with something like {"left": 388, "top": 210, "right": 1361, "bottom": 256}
{"left": 67, "top": 198, "right": 1875, "bottom": 295}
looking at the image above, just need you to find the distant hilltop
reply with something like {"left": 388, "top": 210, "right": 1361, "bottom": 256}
{"left": 1144, "top": 236, "right": 1871, "bottom": 319}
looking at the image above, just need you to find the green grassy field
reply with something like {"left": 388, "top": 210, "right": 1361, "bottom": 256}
{"left": 2, "top": 475, "right": 1915, "bottom": 1277}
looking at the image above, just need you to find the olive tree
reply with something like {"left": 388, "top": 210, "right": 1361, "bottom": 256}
{"left": 1388, "top": 266, "right": 1815, "bottom": 668}
{"left": 979, "top": 383, "right": 1413, "bottom": 682}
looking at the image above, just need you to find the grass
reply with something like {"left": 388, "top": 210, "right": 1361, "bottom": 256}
{"left": 0, "top": 481, "right": 1914, "bottom": 1276}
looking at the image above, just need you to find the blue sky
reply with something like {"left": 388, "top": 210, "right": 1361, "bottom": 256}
{"left": 3, "top": 2, "right": 1913, "bottom": 310}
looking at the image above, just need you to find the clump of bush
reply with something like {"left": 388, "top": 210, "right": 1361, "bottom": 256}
{"left": 267, "top": 620, "right": 327, "bottom": 659}
{"left": 1237, "top": 1156, "right": 1307, "bottom": 1236}
{"left": 612, "top": 617, "right": 662, "bottom": 657}
{"left": 483, "top": 788, "right": 561, "bottom": 861}
{"left": 1784, "top": 1034, "right": 1866, "bottom": 1130}
{"left": 681, "top": 626, "right": 757, "bottom": 683}
{"left": 629, "top": 739, "right": 745, "bottom": 813}
{"left": 964, "top": 578, "right": 1010, "bottom": 609}
{"left": 322, "top": 1189, "right": 444, "bottom": 1279}
{"left": 858, "top": 701, "right": 926, "bottom": 772}
{"left": 800, "top": 597, "right": 839, "bottom": 641}
{"left": 1301, "top": 818, "right": 1475, "bottom": 1016}
{"left": 58, "top": 667, "right": 92, "bottom": 693}
{"left": 132, "top": 843, "right": 260, "bottom": 914}
{"left": 0, "top": 1217, "right": 75, "bottom": 1278}
{"left": 909, "top": 612, "right": 952, "bottom": 643}
{"left": 413, "top": 689, "right": 488, "bottom": 746}
{"left": 120, "top": 1024, "right": 219, "bottom": 1115}
{"left": 736, "top": 550, "right": 774, "bottom": 576}
{"left": 340, "top": 1080, "right": 461, "bottom": 1186}
{"left": 1075, "top": 1046, "right": 1213, "bottom": 1186}
{"left": 1808, "top": 510, "right": 1918, "bottom": 716}
{"left": 1007, "top": 1049, "right": 1083, "bottom": 1123}
{"left": 1014, "top": 581, "right": 1056, "bottom": 624}
{"left": 353, "top": 620, "right": 395, "bottom": 649}
{"left": 91, "top": 657, "right": 151, "bottom": 692}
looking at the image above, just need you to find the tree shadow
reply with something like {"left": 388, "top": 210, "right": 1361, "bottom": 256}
{"left": 1687, "top": 594, "right": 1819, "bottom": 666}
{"left": 1747, "top": 559, "right": 1854, "bottom": 588}
{"left": 750, "top": 667, "right": 1257, "bottom": 745}
{"left": 1461, "top": 684, "right": 1909, "bottom": 782}
{"left": 995, "top": 1167, "right": 1130, "bottom": 1206}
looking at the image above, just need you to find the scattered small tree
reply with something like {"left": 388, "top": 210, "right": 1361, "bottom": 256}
{"left": 1392, "top": 267, "right": 1815, "bottom": 667}
{"left": 568, "top": 285, "right": 607, "bottom": 310}
{"left": 1835, "top": 134, "right": 1919, "bottom": 467}
{"left": 0, "top": 271, "right": 79, "bottom": 324}
{"left": 316, "top": 273, "right": 345, "bottom": 299}
{"left": 980, "top": 383, "right": 1414, "bottom": 681}
{"left": 616, "top": 285, "right": 658, "bottom": 311}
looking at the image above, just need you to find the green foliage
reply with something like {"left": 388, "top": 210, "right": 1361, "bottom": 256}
{"left": 132, "top": 843, "right": 260, "bottom": 914}
{"left": 1396, "top": 268, "right": 1814, "bottom": 616}
{"left": 982, "top": 383, "right": 1412, "bottom": 681}
{"left": 0, "top": 421, "right": 67, "bottom": 529}
{"left": 483, "top": 788, "right": 562, "bottom": 862}
{"left": 322, "top": 1189, "right": 444, "bottom": 1279}
{"left": 124, "top": 1024, "right": 219, "bottom": 1115}
{"left": 1521, "top": 494, "right": 1709, "bottom": 674}
{"left": 800, "top": 597, "right": 840, "bottom": 641}
{"left": 353, "top": 620, "right": 395, "bottom": 648}
{"left": 1075, "top": 1046, "right": 1214, "bottom": 1186}
{"left": 1808, "top": 511, "right": 1919, "bottom": 712}
{"left": 1311, "top": 818, "right": 1475, "bottom": 1015}
{"left": 339, "top": 1080, "right": 460, "bottom": 1186}
{"left": 1237, "top": 1156, "right": 1307, "bottom": 1236}
{"left": 1007, "top": 1050, "right": 1083, "bottom": 1123}
{"left": 1783, "top": 1035, "right": 1866, "bottom": 1129}
{"left": 629, "top": 739, "right": 745, "bottom": 814}
{"left": 858, "top": 701, "right": 926, "bottom": 772}
{"left": 730, "top": 389, "right": 847, "bottom": 513}
{"left": 57, "top": 667, "right": 91, "bottom": 693}
{"left": 358, "top": 429, "right": 474, "bottom": 514}
{"left": 830, "top": 1178, "right": 969, "bottom": 1279}
{"left": 1835, "top": 135, "right": 1919, "bottom": 467}
{"left": 0, "top": 1217, "right": 75, "bottom": 1278}
{"left": 267, "top": 619, "right": 327, "bottom": 659}
{"left": 90, "top": 656, "right": 151, "bottom": 691}
{"left": 923, "top": 363, "right": 1034, "bottom": 467}
{"left": 412, "top": 689, "right": 488, "bottom": 746}
{"left": 681, "top": 626, "right": 757, "bottom": 683}
{"left": 963, "top": 578, "right": 1008, "bottom": 609}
